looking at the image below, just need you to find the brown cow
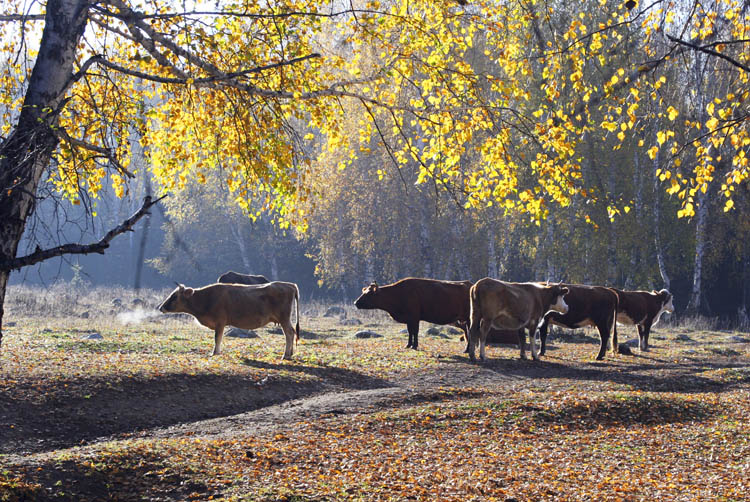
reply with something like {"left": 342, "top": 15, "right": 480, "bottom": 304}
{"left": 158, "top": 281, "right": 300, "bottom": 358}
{"left": 354, "top": 278, "right": 473, "bottom": 350}
{"left": 468, "top": 278, "right": 569, "bottom": 362}
{"left": 612, "top": 288, "right": 674, "bottom": 351}
{"left": 217, "top": 271, "right": 270, "bottom": 285}
{"left": 538, "top": 284, "right": 619, "bottom": 360}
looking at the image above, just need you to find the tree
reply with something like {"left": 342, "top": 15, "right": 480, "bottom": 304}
{"left": 0, "top": 0, "right": 747, "bottom": 348}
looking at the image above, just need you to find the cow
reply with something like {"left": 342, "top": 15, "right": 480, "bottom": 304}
{"left": 217, "top": 271, "right": 270, "bottom": 285}
{"left": 611, "top": 288, "right": 674, "bottom": 351}
{"left": 158, "top": 281, "right": 300, "bottom": 359}
{"left": 354, "top": 278, "right": 473, "bottom": 350}
{"left": 468, "top": 278, "right": 569, "bottom": 362}
{"left": 537, "top": 284, "right": 619, "bottom": 360}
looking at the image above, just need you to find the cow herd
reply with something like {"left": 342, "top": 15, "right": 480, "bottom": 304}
{"left": 158, "top": 271, "right": 674, "bottom": 362}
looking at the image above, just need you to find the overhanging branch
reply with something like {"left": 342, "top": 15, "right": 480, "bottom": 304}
{"left": 0, "top": 195, "right": 167, "bottom": 271}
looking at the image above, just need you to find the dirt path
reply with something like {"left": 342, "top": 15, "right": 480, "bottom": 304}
{"left": 147, "top": 358, "right": 556, "bottom": 442}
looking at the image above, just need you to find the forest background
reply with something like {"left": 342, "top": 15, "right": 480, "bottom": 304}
{"left": 2, "top": 0, "right": 749, "bottom": 322}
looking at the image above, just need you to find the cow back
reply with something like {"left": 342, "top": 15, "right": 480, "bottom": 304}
{"left": 218, "top": 271, "right": 270, "bottom": 285}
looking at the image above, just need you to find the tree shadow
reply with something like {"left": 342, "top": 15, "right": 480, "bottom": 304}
{"left": 524, "top": 394, "right": 715, "bottom": 429}
{"left": 471, "top": 354, "right": 749, "bottom": 394}
{"left": 0, "top": 362, "right": 392, "bottom": 455}
{"left": 1, "top": 449, "right": 212, "bottom": 502}
{"left": 238, "top": 358, "right": 392, "bottom": 390}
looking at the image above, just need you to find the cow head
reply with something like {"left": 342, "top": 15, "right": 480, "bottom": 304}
{"left": 158, "top": 284, "right": 195, "bottom": 313}
{"left": 656, "top": 289, "right": 674, "bottom": 313}
{"left": 354, "top": 282, "right": 379, "bottom": 309}
{"left": 549, "top": 285, "right": 570, "bottom": 314}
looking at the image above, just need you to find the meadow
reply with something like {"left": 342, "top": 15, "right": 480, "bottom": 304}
{"left": 1, "top": 285, "right": 749, "bottom": 501}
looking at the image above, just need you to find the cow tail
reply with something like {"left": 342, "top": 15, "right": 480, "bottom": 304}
{"left": 295, "top": 284, "right": 300, "bottom": 345}
{"left": 612, "top": 290, "right": 619, "bottom": 354}
{"left": 468, "top": 283, "right": 481, "bottom": 344}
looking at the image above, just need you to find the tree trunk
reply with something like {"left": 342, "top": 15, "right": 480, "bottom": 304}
{"left": 545, "top": 215, "right": 556, "bottom": 282}
{"left": 687, "top": 188, "right": 710, "bottom": 313}
{"left": 625, "top": 151, "right": 643, "bottom": 290}
{"left": 0, "top": 0, "right": 89, "bottom": 347}
{"left": 652, "top": 147, "right": 671, "bottom": 290}
{"left": 686, "top": 52, "right": 714, "bottom": 314}
{"left": 487, "top": 227, "right": 498, "bottom": 278}
{"left": 419, "top": 207, "right": 432, "bottom": 278}
{"left": 230, "top": 219, "right": 252, "bottom": 272}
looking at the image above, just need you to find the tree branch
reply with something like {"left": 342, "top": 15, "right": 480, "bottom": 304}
{"left": 53, "top": 126, "right": 135, "bottom": 178}
{"left": 666, "top": 34, "right": 750, "bottom": 73}
{"left": 0, "top": 195, "right": 167, "bottom": 271}
{"left": 92, "top": 53, "right": 321, "bottom": 85}
{"left": 0, "top": 14, "right": 45, "bottom": 22}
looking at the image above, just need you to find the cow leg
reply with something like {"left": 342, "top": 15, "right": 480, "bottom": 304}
{"left": 212, "top": 324, "right": 225, "bottom": 356}
{"left": 637, "top": 324, "right": 648, "bottom": 351}
{"left": 595, "top": 321, "right": 610, "bottom": 361}
{"left": 518, "top": 328, "right": 527, "bottom": 360}
{"left": 538, "top": 318, "right": 549, "bottom": 356}
{"left": 529, "top": 324, "right": 541, "bottom": 361}
{"left": 467, "top": 319, "right": 480, "bottom": 362}
{"left": 641, "top": 324, "right": 651, "bottom": 351}
{"left": 281, "top": 321, "right": 296, "bottom": 360}
{"left": 460, "top": 322, "right": 471, "bottom": 353}
{"left": 479, "top": 319, "right": 491, "bottom": 362}
{"left": 406, "top": 320, "right": 419, "bottom": 350}
{"left": 611, "top": 313, "right": 619, "bottom": 355}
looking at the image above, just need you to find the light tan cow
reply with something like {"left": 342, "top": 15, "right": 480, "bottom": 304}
{"left": 468, "top": 278, "right": 569, "bottom": 362}
{"left": 158, "top": 281, "right": 300, "bottom": 359}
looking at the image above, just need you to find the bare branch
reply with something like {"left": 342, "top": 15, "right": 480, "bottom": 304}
{"left": 0, "top": 14, "right": 45, "bottom": 21}
{"left": 666, "top": 34, "right": 750, "bottom": 73}
{"left": 92, "top": 53, "right": 321, "bottom": 85}
{"left": 0, "top": 195, "right": 167, "bottom": 271}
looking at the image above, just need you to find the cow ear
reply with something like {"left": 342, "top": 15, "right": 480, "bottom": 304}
{"left": 561, "top": 287, "right": 569, "bottom": 296}
{"left": 183, "top": 287, "right": 194, "bottom": 298}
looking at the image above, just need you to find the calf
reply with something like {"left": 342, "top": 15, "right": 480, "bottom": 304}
{"left": 612, "top": 288, "right": 674, "bottom": 351}
{"left": 468, "top": 278, "right": 569, "bottom": 361}
{"left": 354, "top": 278, "right": 473, "bottom": 350}
{"left": 158, "top": 281, "right": 300, "bottom": 359}
{"left": 217, "top": 271, "right": 270, "bottom": 285}
{"left": 538, "top": 284, "right": 619, "bottom": 360}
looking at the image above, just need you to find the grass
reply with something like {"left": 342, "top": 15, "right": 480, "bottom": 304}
{"left": 1, "top": 284, "right": 749, "bottom": 501}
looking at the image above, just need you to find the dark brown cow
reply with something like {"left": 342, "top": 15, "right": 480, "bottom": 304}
{"left": 158, "top": 281, "right": 300, "bottom": 359}
{"left": 217, "top": 271, "right": 270, "bottom": 285}
{"left": 612, "top": 288, "right": 674, "bottom": 351}
{"left": 468, "top": 278, "right": 569, "bottom": 361}
{"left": 354, "top": 278, "right": 473, "bottom": 350}
{"left": 538, "top": 284, "right": 619, "bottom": 360}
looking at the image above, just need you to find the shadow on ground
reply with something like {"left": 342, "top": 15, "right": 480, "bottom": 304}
{"left": 0, "top": 448, "right": 211, "bottom": 502}
{"left": 444, "top": 348, "right": 750, "bottom": 394}
{"left": 0, "top": 363, "right": 391, "bottom": 455}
